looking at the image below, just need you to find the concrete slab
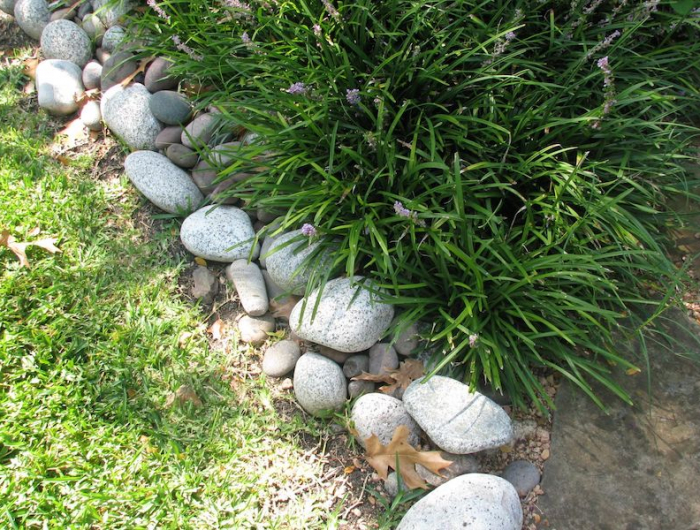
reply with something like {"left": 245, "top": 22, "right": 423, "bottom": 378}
{"left": 539, "top": 310, "right": 700, "bottom": 530}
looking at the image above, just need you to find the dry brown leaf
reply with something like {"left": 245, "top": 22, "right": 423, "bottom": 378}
{"left": 23, "top": 57, "right": 39, "bottom": 79}
{"left": 353, "top": 359, "right": 424, "bottom": 395}
{"left": 27, "top": 227, "right": 41, "bottom": 237}
{"left": 365, "top": 425, "right": 452, "bottom": 490}
{"left": 1, "top": 230, "right": 61, "bottom": 268}
{"left": 194, "top": 257, "right": 207, "bottom": 266}
{"left": 208, "top": 316, "right": 225, "bottom": 340}
{"left": 165, "top": 384, "right": 203, "bottom": 408}
{"left": 119, "top": 57, "right": 153, "bottom": 88}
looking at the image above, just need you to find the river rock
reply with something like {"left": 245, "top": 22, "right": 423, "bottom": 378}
{"left": 36, "top": 59, "right": 84, "bottom": 115}
{"left": 14, "top": 0, "right": 50, "bottom": 40}
{"left": 40, "top": 19, "right": 92, "bottom": 67}
{"left": 396, "top": 474, "right": 522, "bottom": 530}
{"left": 81, "top": 13, "right": 105, "bottom": 42}
{"left": 226, "top": 259, "right": 268, "bottom": 316}
{"left": 369, "top": 343, "right": 398, "bottom": 375}
{"left": 395, "top": 322, "right": 420, "bottom": 356}
{"left": 293, "top": 353, "right": 347, "bottom": 416}
{"left": 351, "top": 393, "right": 421, "bottom": 448}
{"left": 180, "top": 205, "right": 259, "bottom": 262}
{"left": 101, "top": 83, "right": 163, "bottom": 151}
{"left": 101, "top": 25, "right": 125, "bottom": 53}
{"left": 149, "top": 90, "right": 191, "bottom": 125}
{"left": 265, "top": 229, "right": 335, "bottom": 296}
{"left": 92, "top": 0, "right": 133, "bottom": 28}
{"left": 502, "top": 460, "right": 540, "bottom": 497}
{"left": 289, "top": 276, "right": 394, "bottom": 353}
{"left": 262, "top": 340, "right": 301, "bottom": 378}
{"left": 100, "top": 51, "right": 136, "bottom": 91}
{"left": 342, "top": 354, "right": 369, "bottom": 379}
{"left": 166, "top": 144, "right": 198, "bottom": 168}
{"left": 144, "top": 57, "right": 177, "bottom": 92}
{"left": 124, "top": 151, "right": 203, "bottom": 214}
{"left": 348, "top": 380, "right": 374, "bottom": 399}
{"left": 79, "top": 99, "right": 102, "bottom": 131}
{"left": 416, "top": 453, "right": 479, "bottom": 488}
{"left": 402, "top": 376, "right": 513, "bottom": 454}
{"left": 181, "top": 112, "right": 218, "bottom": 148}
{"left": 155, "top": 125, "right": 182, "bottom": 150}
{"left": 191, "top": 266, "right": 218, "bottom": 304}
{"left": 0, "top": 0, "right": 16, "bottom": 16}
{"left": 81, "top": 60, "right": 102, "bottom": 90}
{"left": 238, "top": 314, "right": 275, "bottom": 345}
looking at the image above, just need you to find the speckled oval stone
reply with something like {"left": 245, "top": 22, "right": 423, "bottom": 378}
{"left": 225, "top": 259, "right": 268, "bottom": 316}
{"left": 14, "top": 0, "right": 50, "bottom": 40}
{"left": 396, "top": 474, "right": 522, "bottom": 530}
{"left": 35, "top": 59, "right": 84, "bottom": 115}
{"left": 293, "top": 352, "right": 347, "bottom": 416}
{"left": 180, "top": 205, "right": 260, "bottom": 262}
{"left": 101, "top": 83, "right": 163, "bottom": 151}
{"left": 41, "top": 19, "right": 92, "bottom": 67}
{"left": 351, "top": 393, "right": 421, "bottom": 448}
{"left": 0, "top": 0, "right": 16, "bottom": 16}
{"left": 289, "top": 276, "right": 394, "bottom": 353}
{"left": 124, "top": 151, "right": 203, "bottom": 215}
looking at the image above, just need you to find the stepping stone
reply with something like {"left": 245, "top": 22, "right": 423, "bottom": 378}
{"left": 402, "top": 375, "right": 513, "bottom": 454}
{"left": 539, "top": 310, "right": 700, "bottom": 529}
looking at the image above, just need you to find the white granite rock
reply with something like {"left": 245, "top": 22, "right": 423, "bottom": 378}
{"left": 180, "top": 206, "right": 259, "bottom": 262}
{"left": 226, "top": 259, "right": 268, "bottom": 316}
{"left": 36, "top": 59, "right": 84, "bottom": 115}
{"left": 293, "top": 352, "right": 347, "bottom": 416}
{"left": 262, "top": 340, "right": 301, "bottom": 378}
{"left": 396, "top": 474, "right": 523, "bottom": 530}
{"left": 101, "top": 25, "right": 125, "bottom": 53}
{"left": 265, "top": 229, "right": 335, "bottom": 295}
{"left": 79, "top": 99, "right": 102, "bottom": 131}
{"left": 40, "top": 19, "right": 92, "bottom": 67}
{"left": 290, "top": 276, "right": 394, "bottom": 353}
{"left": 14, "top": 0, "right": 50, "bottom": 40}
{"left": 124, "top": 151, "right": 203, "bottom": 215}
{"left": 351, "top": 393, "right": 421, "bottom": 448}
{"left": 101, "top": 83, "right": 163, "bottom": 151}
{"left": 402, "top": 376, "right": 513, "bottom": 454}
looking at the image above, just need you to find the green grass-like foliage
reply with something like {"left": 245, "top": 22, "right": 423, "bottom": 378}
{"left": 132, "top": 0, "right": 700, "bottom": 409}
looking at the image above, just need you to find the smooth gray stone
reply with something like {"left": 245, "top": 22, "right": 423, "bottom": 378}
{"left": 100, "top": 51, "right": 136, "bottom": 91}
{"left": 351, "top": 393, "right": 421, "bottom": 449}
{"left": 14, "top": 0, "right": 50, "bottom": 40}
{"left": 181, "top": 112, "right": 218, "bottom": 148}
{"left": 403, "top": 376, "right": 513, "bottom": 454}
{"left": 190, "top": 141, "right": 243, "bottom": 194}
{"left": 265, "top": 229, "right": 334, "bottom": 296}
{"left": 191, "top": 266, "right": 218, "bottom": 304}
{"left": 342, "top": 354, "right": 369, "bottom": 379}
{"left": 290, "top": 276, "right": 394, "bottom": 353}
{"left": 49, "top": 7, "right": 75, "bottom": 21}
{"left": 238, "top": 314, "right": 275, "bottom": 345}
{"left": 94, "top": 47, "right": 110, "bottom": 64}
{"left": 369, "top": 343, "right": 399, "bottom": 375}
{"left": 81, "top": 13, "right": 105, "bottom": 41}
{"left": 79, "top": 99, "right": 102, "bottom": 130}
{"left": 155, "top": 125, "right": 183, "bottom": 150}
{"left": 124, "top": 151, "right": 203, "bottom": 214}
{"left": 396, "top": 474, "right": 522, "bottom": 530}
{"left": 316, "top": 345, "right": 354, "bottom": 364}
{"left": 225, "top": 259, "right": 268, "bottom": 317}
{"left": 81, "top": 60, "right": 102, "bottom": 90}
{"left": 348, "top": 380, "right": 374, "bottom": 399}
{"left": 101, "top": 83, "right": 163, "bottom": 151}
{"left": 101, "top": 25, "right": 125, "bottom": 52}
{"left": 166, "top": 143, "right": 197, "bottom": 169}
{"left": 502, "top": 460, "right": 540, "bottom": 497}
{"left": 416, "top": 452, "right": 479, "bottom": 488}
{"left": 41, "top": 19, "right": 92, "bottom": 68}
{"left": 0, "top": 0, "right": 16, "bottom": 16}
{"left": 36, "top": 59, "right": 84, "bottom": 115}
{"left": 180, "top": 205, "right": 260, "bottom": 262}
{"left": 144, "top": 57, "right": 177, "bottom": 92}
{"left": 293, "top": 352, "right": 347, "bottom": 416}
{"left": 262, "top": 340, "right": 301, "bottom": 378}
{"left": 395, "top": 322, "right": 420, "bottom": 356}
{"left": 77, "top": 0, "right": 92, "bottom": 19}
{"left": 91, "top": 0, "right": 133, "bottom": 28}
{"left": 149, "top": 90, "right": 191, "bottom": 125}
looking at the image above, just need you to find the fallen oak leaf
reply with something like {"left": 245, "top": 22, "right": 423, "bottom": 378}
{"left": 353, "top": 359, "right": 424, "bottom": 395}
{"left": 365, "top": 425, "right": 452, "bottom": 490}
{"left": 1, "top": 230, "right": 61, "bottom": 268}
{"left": 119, "top": 57, "right": 153, "bottom": 88}
{"left": 208, "top": 316, "right": 225, "bottom": 340}
{"left": 23, "top": 57, "right": 39, "bottom": 79}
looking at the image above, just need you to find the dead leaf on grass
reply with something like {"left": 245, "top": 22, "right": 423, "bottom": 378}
{"left": 208, "top": 316, "right": 225, "bottom": 340}
{"left": 165, "top": 384, "right": 203, "bottom": 408}
{"left": 1, "top": 230, "right": 61, "bottom": 268}
{"left": 365, "top": 425, "right": 452, "bottom": 490}
{"left": 23, "top": 57, "right": 39, "bottom": 79}
{"left": 353, "top": 359, "right": 424, "bottom": 395}
{"left": 56, "top": 118, "right": 89, "bottom": 148}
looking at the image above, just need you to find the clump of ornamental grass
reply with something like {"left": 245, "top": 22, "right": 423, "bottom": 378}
{"left": 130, "top": 0, "right": 700, "bottom": 411}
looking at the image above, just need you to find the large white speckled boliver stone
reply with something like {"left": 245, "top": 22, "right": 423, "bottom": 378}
{"left": 40, "top": 20, "right": 92, "bottom": 68}
{"left": 35, "top": 59, "right": 84, "bottom": 116}
{"left": 402, "top": 376, "right": 513, "bottom": 454}
{"left": 124, "top": 151, "right": 203, "bottom": 215}
{"left": 396, "top": 474, "right": 522, "bottom": 530}
{"left": 289, "top": 276, "right": 394, "bottom": 353}
{"left": 101, "top": 83, "right": 163, "bottom": 151}
{"left": 293, "top": 352, "right": 347, "bottom": 416}
{"left": 180, "top": 205, "right": 260, "bottom": 262}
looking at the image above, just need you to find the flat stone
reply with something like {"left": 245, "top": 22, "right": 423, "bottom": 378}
{"left": 101, "top": 83, "right": 163, "bottom": 151}
{"left": 36, "top": 59, "right": 84, "bottom": 115}
{"left": 262, "top": 340, "right": 301, "bottom": 378}
{"left": 149, "top": 90, "right": 191, "bottom": 125}
{"left": 403, "top": 376, "right": 513, "bottom": 454}
{"left": 81, "top": 60, "right": 102, "bottom": 90}
{"left": 180, "top": 205, "right": 259, "bottom": 262}
{"left": 351, "top": 393, "right": 421, "bottom": 448}
{"left": 293, "top": 352, "right": 347, "bottom": 416}
{"left": 396, "top": 474, "right": 522, "bottom": 530}
{"left": 226, "top": 259, "right": 268, "bottom": 317}
{"left": 181, "top": 112, "right": 218, "bottom": 148}
{"left": 100, "top": 51, "right": 136, "bottom": 91}
{"left": 155, "top": 125, "right": 183, "bottom": 150}
{"left": 124, "top": 151, "right": 203, "bottom": 215}
{"left": 289, "top": 276, "right": 394, "bottom": 353}
{"left": 265, "top": 230, "right": 335, "bottom": 296}
{"left": 79, "top": 99, "right": 102, "bottom": 131}
{"left": 14, "top": 0, "right": 50, "bottom": 40}
{"left": 369, "top": 343, "right": 399, "bottom": 375}
{"left": 166, "top": 144, "right": 198, "bottom": 168}
{"left": 348, "top": 380, "right": 374, "bottom": 399}
{"left": 191, "top": 266, "right": 218, "bottom": 304}
{"left": 501, "top": 460, "right": 540, "bottom": 497}
{"left": 416, "top": 452, "right": 479, "bottom": 488}
{"left": 539, "top": 310, "right": 700, "bottom": 529}
{"left": 342, "top": 354, "right": 369, "bottom": 379}
{"left": 40, "top": 19, "right": 92, "bottom": 67}
{"left": 144, "top": 57, "right": 177, "bottom": 92}
{"left": 99, "top": 25, "right": 125, "bottom": 52}
{"left": 238, "top": 314, "right": 275, "bottom": 345}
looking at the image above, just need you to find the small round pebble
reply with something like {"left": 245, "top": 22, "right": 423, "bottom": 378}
{"left": 501, "top": 459, "right": 541, "bottom": 497}
{"left": 262, "top": 340, "right": 301, "bottom": 378}
{"left": 166, "top": 144, "right": 198, "bottom": 168}
{"left": 81, "top": 60, "right": 102, "bottom": 90}
{"left": 238, "top": 314, "right": 275, "bottom": 345}
{"left": 80, "top": 100, "right": 102, "bottom": 131}
{"left": 343, "top": 355, "right": 369, "bottom": 379}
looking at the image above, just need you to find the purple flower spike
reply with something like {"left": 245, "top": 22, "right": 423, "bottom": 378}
{"left": 597, "top": 56, "right": 611, "bottom": 73}
{"left": 469, "top": 333, "right": 479, "bottom": 348}
{"left": 346, "top": 88, "right": 361, "bottom": 106}
{"left": 287, "top": 82, "right": 307, "bottom": 95}
{"left": 394, "top": 201, "right": 411, "bottom": 218}
{"left": 301, "top": 223, "right": 317, "bottom": 237}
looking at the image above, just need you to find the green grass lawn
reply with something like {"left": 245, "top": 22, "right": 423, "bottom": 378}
{"left": 0, "top": 53, "right": 383, "bottom": 529}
